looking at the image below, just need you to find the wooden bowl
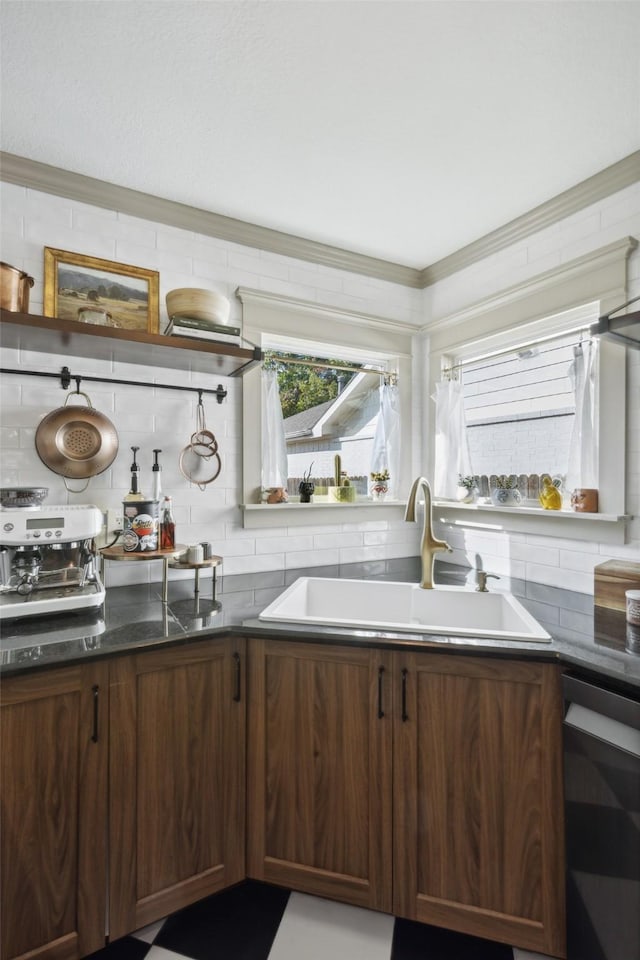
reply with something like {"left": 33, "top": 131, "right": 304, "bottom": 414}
{"left": 166, "top": 288, "right": 231, "bottom": 326}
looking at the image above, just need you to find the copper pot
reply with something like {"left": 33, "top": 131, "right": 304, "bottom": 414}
{"left": 1, "top": 262, "right": 34, "bottom": 312}
{"left": 35, "top": 391, "right": 119, "bottom": 483}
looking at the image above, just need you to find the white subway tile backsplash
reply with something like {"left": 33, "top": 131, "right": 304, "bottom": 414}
{"left": 313, "top": 531, "right": 363, "bottom": 550}
{"left": 510, "top": 542, "right": 560, "bottom": 566}
{"left": 257, "top": 275, "right": 318, "bottom": 302}
{"left": 0, "top": 234, "right": 39, "bottom": 267}
{"left": 363, "top": 527, "right": 419, "bottom": 546}
{"left": 2, "top": 179, "right": 638, "bottom": 589}
{"left": 257, "top": 535, "right": 314, "bottom": 554}
{"left": 557, "top": 549, "right": 600, "bottom": 574}
{"left": 0, "top": 209, "right": 24, "bottom": 236}
{"left": 223, "top": 553, "right": 286, "bottom": 575}
{"left": 0, "top": 427, "right": 19, "bottom": 448}
{"left": 339, "top": 544, "right": 388, "bottom": 564}
{"left": 289, "top": 265, "right": 342, "bottom": 292}
{"left": 0, "top": 182, "right": 26, "bottom": 212}
{"left": 525, "top": 562, "right": 593, "bottom": 594}
{"left": 285, "top": 548, "right": 340, "bottom": 569}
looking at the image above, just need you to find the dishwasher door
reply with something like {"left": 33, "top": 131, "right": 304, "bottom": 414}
{"left": 563, "top": 674, "right": 640, "bottom": 960}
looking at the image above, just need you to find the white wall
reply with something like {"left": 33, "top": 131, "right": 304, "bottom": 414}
{"left": 1, "top": 179, "right": 639, "bottom": 592}
{"left": 0, "top": 182, "right": 422, "bottom": 586}
{"left": 426, "top": 181, "right": 640, "bottom": 593}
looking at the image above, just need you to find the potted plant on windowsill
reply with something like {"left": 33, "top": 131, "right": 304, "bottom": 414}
{"left": 456, "top": 474, "right": 479, "bottom": 503}
{"left": 490, "top": 475, "right": 522, "bottom": 507}
{"left": 370, "top": 468, "right": 390, "bottom": 502}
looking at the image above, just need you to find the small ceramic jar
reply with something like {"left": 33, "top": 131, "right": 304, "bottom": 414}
{"left": 571, "top": 488, "right": 598, "bottom": 513}
{"left": 626, "top": 590, "right": 640, "bottom": 626}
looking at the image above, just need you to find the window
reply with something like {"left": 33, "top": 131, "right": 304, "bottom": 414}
{"left": 267, "top": 352, "right": 382, "bottom": 499}
{"left": 460, "top": 326, "right": 594, "bottom": 483}
{"left": 237, "top": 287, "right": 415, "bottom": 526}
{"left": 425, "top": 237, "right": 635, "bottom": 529}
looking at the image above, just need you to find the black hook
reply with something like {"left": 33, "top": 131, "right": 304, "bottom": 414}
{"left": 74, "top": 376, "right": 82, "bottom": 394}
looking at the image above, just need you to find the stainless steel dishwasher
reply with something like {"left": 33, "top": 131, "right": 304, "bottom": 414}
{"left": 563, "top": 674, "right": 640, "bottom": 960}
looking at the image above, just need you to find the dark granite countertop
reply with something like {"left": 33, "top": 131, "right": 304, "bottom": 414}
{"left": 2, "top": 557, "right": 639, "bottom": 694}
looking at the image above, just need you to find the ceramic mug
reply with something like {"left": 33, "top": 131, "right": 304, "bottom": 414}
{"left": 571, "top": 488, "right": 598, "bottom": 513}
{"left": 187, "top": 544, "right": 204, "bottom": 563}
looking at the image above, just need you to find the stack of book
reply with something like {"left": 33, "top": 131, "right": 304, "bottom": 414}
{"left": 165, "top": 315, "right": 241, "bottom": 345}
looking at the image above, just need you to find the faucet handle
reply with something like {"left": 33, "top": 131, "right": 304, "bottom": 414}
{"left": 475, "top": 570, "right": 500, "bottom": 592}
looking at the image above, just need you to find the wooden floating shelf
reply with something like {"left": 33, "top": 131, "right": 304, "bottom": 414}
{"left": 0, "top": 309, "right": 262, "bottom": 378}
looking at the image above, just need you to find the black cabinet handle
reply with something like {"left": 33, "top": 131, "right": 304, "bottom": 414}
{"left": 401, "top": 668, "right": 409, "bottom": 722}
{"left": 377, "top": 666, "right": 385, "bottom": 719}
{"left": 232, "top": 652, "right": 241, "bottom": 702}
{"left": 91, "top": 685, "right": 99, "bottom": 742}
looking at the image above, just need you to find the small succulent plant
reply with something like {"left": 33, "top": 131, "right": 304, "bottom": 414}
{"left": 496, "top": 475, "right": 517, "bottom": 489}
{"left": 370, "top": 469, "right": 390, "bottom": 482}
{"left": 458, "top": 474, "right": 476, "bottom": 490}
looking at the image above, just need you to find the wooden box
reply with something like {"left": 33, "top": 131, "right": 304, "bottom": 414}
{"left": 594, "top": 560, "right": 640, "bottom": 612}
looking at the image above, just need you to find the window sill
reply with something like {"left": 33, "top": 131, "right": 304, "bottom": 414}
{"left": 432, "top": 499, "right": 630, "bottom": 545}
{"left": 242, "top": 500, "right": 407, "bottom": 529}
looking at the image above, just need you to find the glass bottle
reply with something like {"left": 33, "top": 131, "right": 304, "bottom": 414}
{"left": 160, "top": 496, "right": 176, "bottom": 550}
{"left": 123, "top": 446, "right": 144, "bottom": 502}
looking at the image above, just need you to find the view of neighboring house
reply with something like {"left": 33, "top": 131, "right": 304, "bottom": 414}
{"left": 283, "top": 371, "right": 380, "bottom": 492}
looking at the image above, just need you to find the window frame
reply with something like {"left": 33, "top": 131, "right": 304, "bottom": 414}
{"left": 423, "top": 238, "right": 635, "bottom": 544}
{"left": 237, "top": 287, "right": 416, "bottom": 528}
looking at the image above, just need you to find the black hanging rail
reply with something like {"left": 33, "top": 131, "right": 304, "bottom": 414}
{"left": 592, "top": 294, "right": 640, "bottom": 350}
{"left": 0, "top": 365, "right": 228, "bottom": 403}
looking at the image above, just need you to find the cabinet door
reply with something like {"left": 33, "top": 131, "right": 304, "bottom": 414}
{"left": 1, "top": 662, "right": 108, "bottom": 960}
{"left": 247, "top": 638, "right": 393, "bottom": 912}
{"left": 109, "top": 636, "right": 246, "bottom": 939}
{"left": 393, "top": 653, "right": 565, "bottom": 959}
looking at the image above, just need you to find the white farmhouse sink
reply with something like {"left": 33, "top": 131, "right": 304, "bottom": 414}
{"left": 259, "top": 577, "right": 551, "bottom": 642}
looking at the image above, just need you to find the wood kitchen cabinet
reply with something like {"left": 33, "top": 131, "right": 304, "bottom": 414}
{"left": 1, "top": 662, "right": 109, "bottom": 960}
{"left": 247, "top": 640, "right": 565, "bottom": 958}
{"left": 394, "top": 652, "right": 566, "bottom": 958}
{"left": 246, "top": 638, "right": 394, "bottom": 912}
{"left": 108, "top": 636, "right": 246, "bottom": 939}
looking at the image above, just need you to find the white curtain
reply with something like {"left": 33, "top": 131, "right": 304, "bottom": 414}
{"left": 261, "top": 368, "right": 289, "bottom": 489}
{"left": 566, "top": 339, "right": 599, "bottom": 493}
{"left": 370, "top": 380, "right": 401, "bottom": 498}
{"left": 432, "top": 378, "right": 472, "bottom": 499}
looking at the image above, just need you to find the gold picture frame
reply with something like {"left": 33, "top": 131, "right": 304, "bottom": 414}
{"left": 44, "top": 247, "right": 160, "bottom": 334}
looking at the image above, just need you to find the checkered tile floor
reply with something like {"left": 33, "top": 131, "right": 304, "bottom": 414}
{"left": 87, "top": 881, "right": 555, "bottom": 960}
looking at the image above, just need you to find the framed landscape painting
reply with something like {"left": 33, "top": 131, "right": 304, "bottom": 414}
{"left": 44, "top": 248, "right": 160, "bottom": 333}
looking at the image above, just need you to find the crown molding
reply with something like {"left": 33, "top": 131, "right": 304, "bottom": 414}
{"left": 0, "top": 152, "right": 422, "bottom": 289}
{"left": 2, "top": 150, "right": 638, "bottom": 291}
{"left": 420, "top": 151, "right": 640, "bottom": 287}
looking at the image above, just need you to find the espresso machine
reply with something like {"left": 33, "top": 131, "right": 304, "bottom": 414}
{"left": 0, "top": 505, "right": 105, "bottom": 620}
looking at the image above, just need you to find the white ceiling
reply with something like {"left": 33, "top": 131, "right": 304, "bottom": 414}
{"left": 1, "top": 1, "right": 639, "bottom": 269}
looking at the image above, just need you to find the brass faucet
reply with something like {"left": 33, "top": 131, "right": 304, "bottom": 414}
{"left": 404, "top": 476, "right": 452, "bottom": 589}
